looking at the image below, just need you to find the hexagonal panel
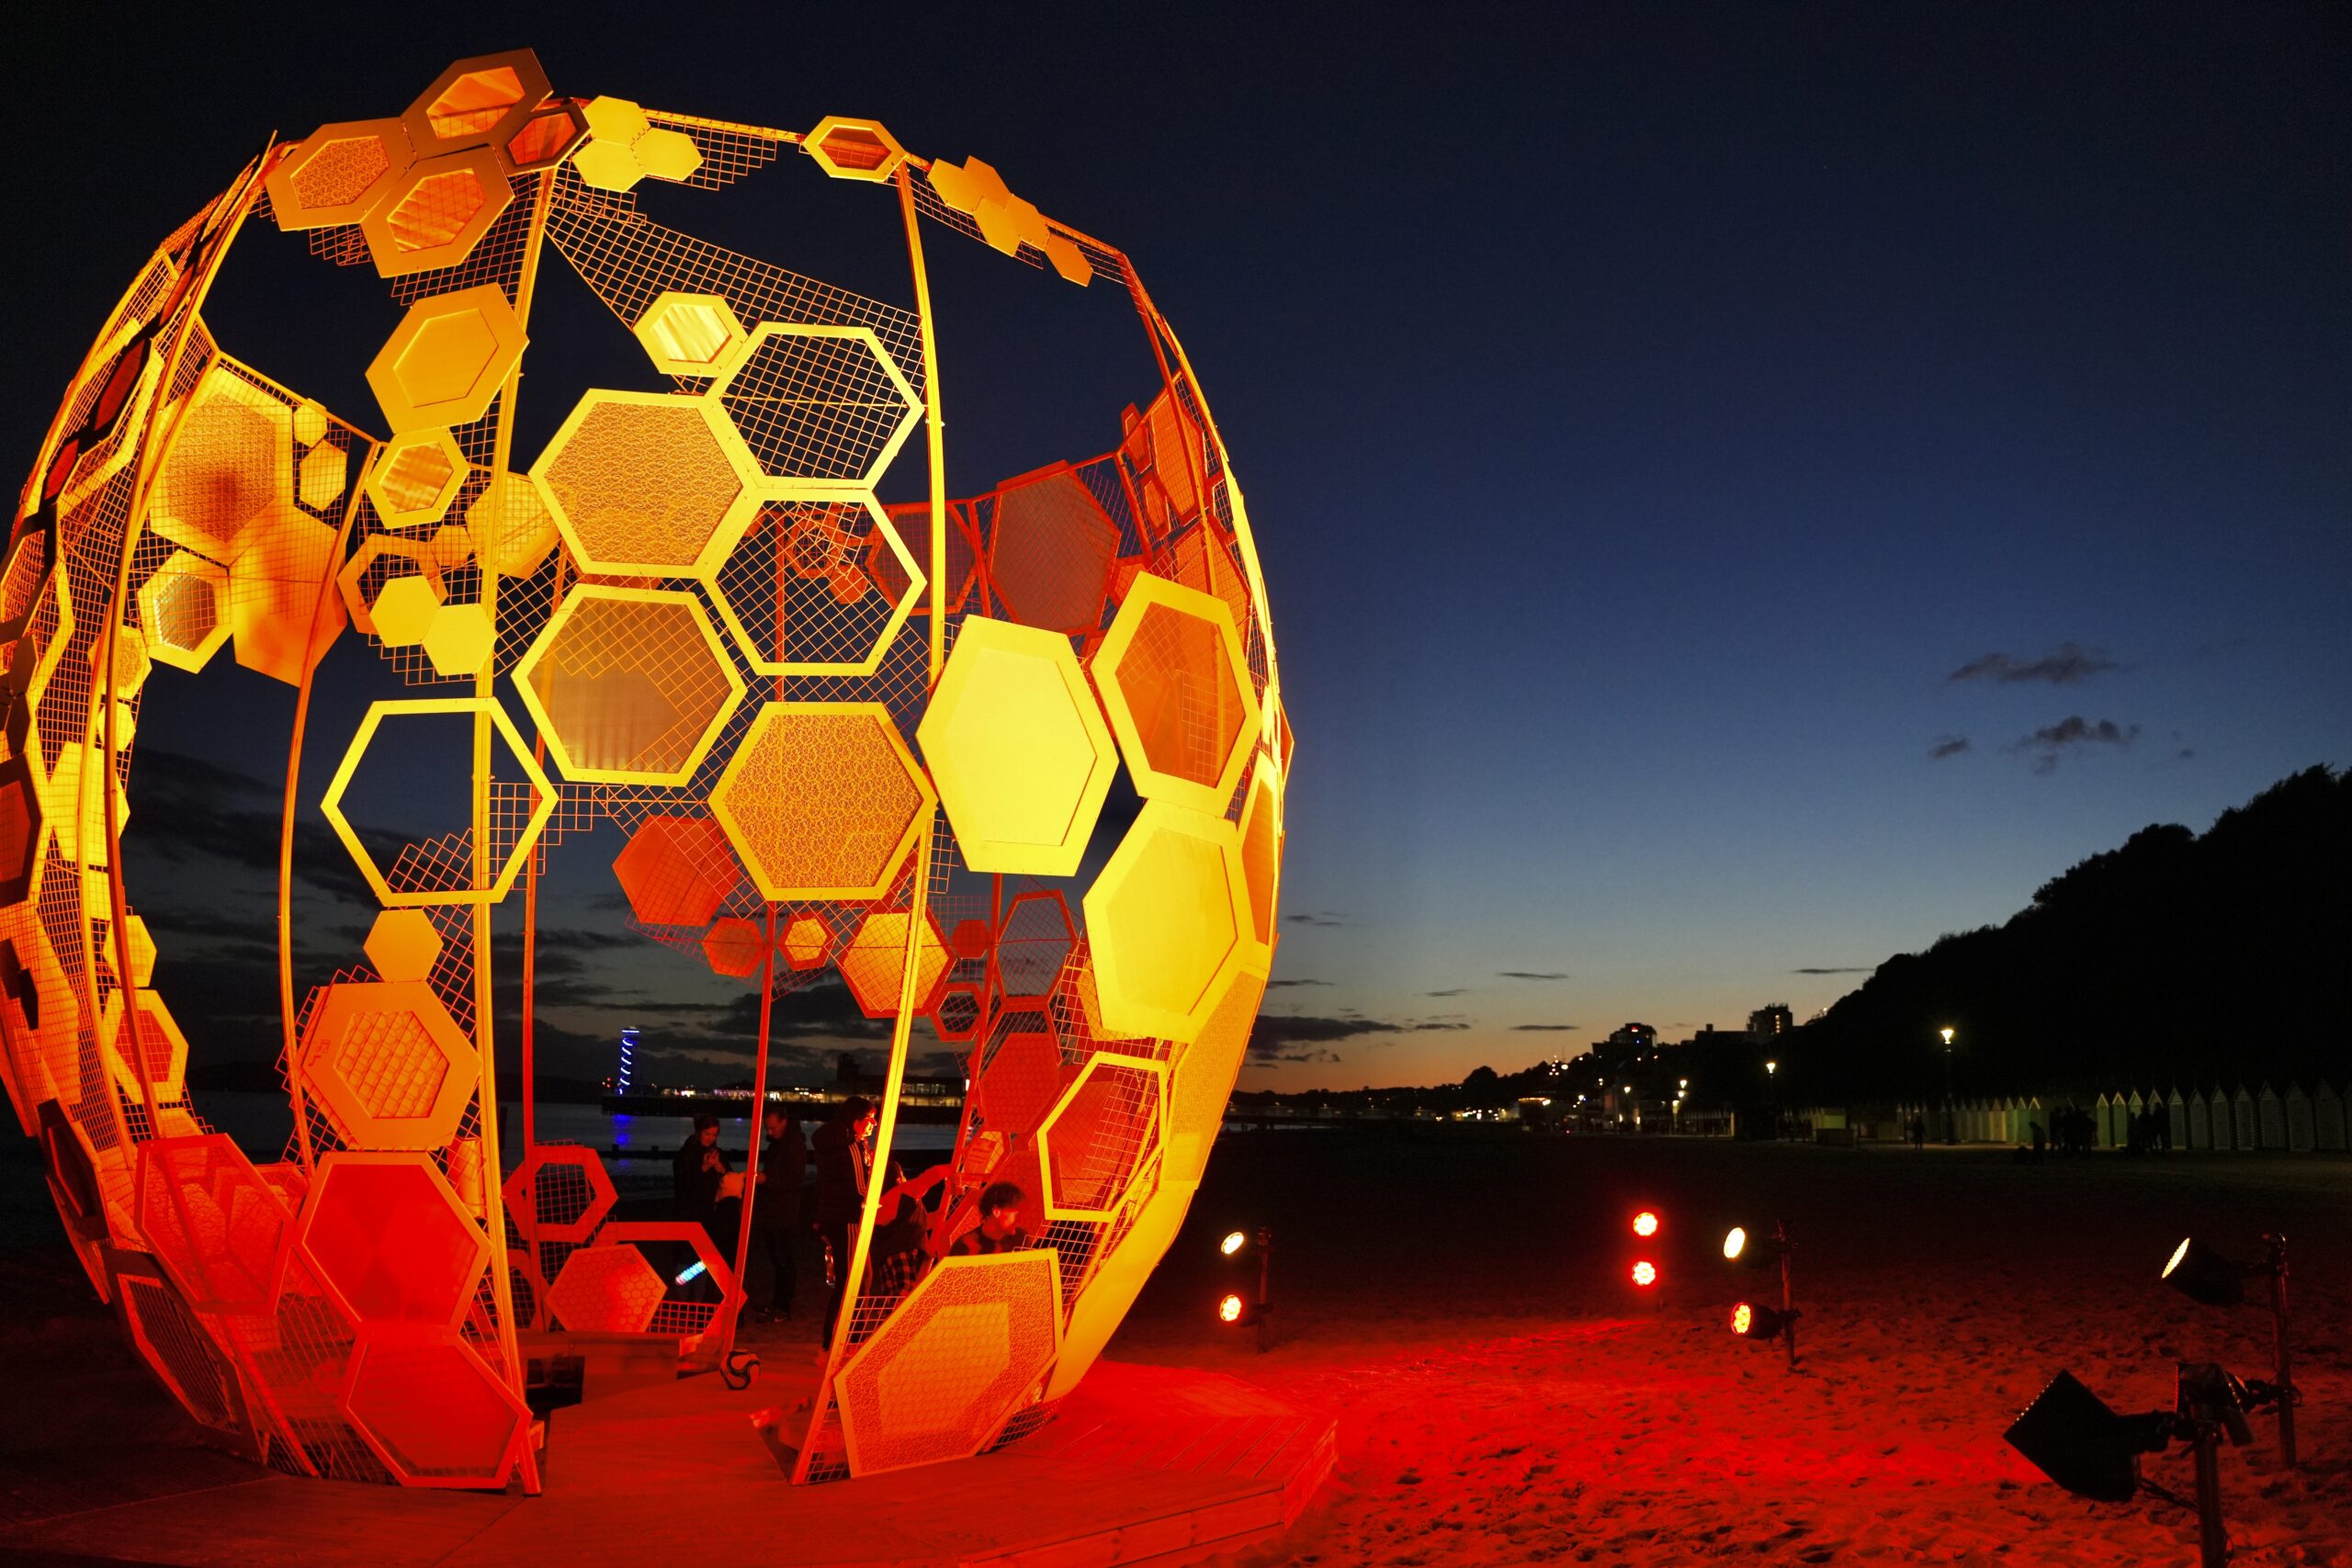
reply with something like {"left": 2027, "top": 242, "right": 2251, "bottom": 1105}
{"left": 833, "top": 1250, "right": 1061, "bottom": 1477}
{"left": 358, "top": 147, "right": 514, "bottom": 279}
{"left": 597, "top": 1222, "right": 741, "bottom": 1342}
{"left": 986, "top": 463, "right": 1120, "bottom": 636}
{"left": 837, "top": 909, "right": 951, "bottom": 1019}
{"left": 369, "top": 574, "right": 442, "bottom": 648}
{"left": 320, "top": 698, "right": 555, "bottom": 908}
{"left": 227, "top": 504, "right": 345, "bottom": 685}
{"left": 709, "top": 702, "right": 933, "bottom": 901}
{"left": 633, "top": 128, "right": 704, "bottom": 183}
{"left": 503, "top": 1145, "right": 616, "bottom": 1247}
{"left": 367, "top": 428, "right": 467, "bottom": 530}
{"left": 298, "top": 442, "right": 348, "bottom": 511}
{"left": 1036, "top": 1054, "right": 1164, "bottom": 1222}
{"left": 632, "top": 292, "right": 746, "bottom": 378}
{"left": 1162, "top": 969, "right": 1268, "bottom": 1191}
{"left": 463, "top": 471, "right": 559, "bottom": 577}
{"left": 713, "top": 323, "right": 920, "bottom": 489}
{"left": 104, "top": 990, "right": 187, "bottom": 1102}
{"left": 1001, "top": 890, "right": 1078, "bottom": 997}
{"left": 138, "top": 551, "right": 230, "bottom": 672}
{"left": 423, "top": 601, "right": 494, "bottom": 677}
{"left": 367, "top": 286, "right": 526, "bottom": 435}
{"left": 545, "top": 1242, "right": 664, "bottom": 1333}
{"left": 973, "top": 1029, "right": 1065, "bottom": 1140}
{"left": 611, "top": 814, "right": 739, "bottom": 928}
{"left": 1042, "top": 1176, "right": 1192, "bottom": 1401}
{"left": 296, "top": 1152, "right": 490, "bottom": 1329}
{"left": 1091, "top": 570, "right": 1259, "bottom": 816}
{"left": 804, "top": 116, "right": 907, "bottom": 183}
{"left": 299, "top": 979, "right": 480, "bottom": 1150}
{"left": 918, "top": 615, "right": 1117, "bottom": 876}
{"left": 145, "top": 365, "right": 293, "bottom": 562}
{"left": 931, "top": 981, "right": 983, "bottom": 1043}
{"left": 131, "top": 1133, "right": 290, "bottom": 1314}
{"left": 342, "top": 1327, "right": 526, "bottom": 1487}
{"left": 703, "top": 916, "right": 766, "bottom": 978}
{"left": 529, "top": 389, "right": 761, "bottom": 578}
{"left": 111, "top": 1256, "right": 245, "bottom": 1432}
{"left": 513, "top": 586, "right": 745, "bottom": 785}
{"left": 0, "top": 756, "right": 43, "bottom": 911}
{"left": 401, "top": 50, "right": 549, "bottom": 157}
{"left": 365, "top": 909, "right": 442, "bottom": 983}
{"left": 505, "top": 100, "right": 587, "bottom": 171}
{"left": 1238, "top": 755, "right": 1281, "bottom": 948}
{"left": 1080, "top": 800, "right": 1253, "bottom": 1045}
{"left": 709, "top": 495, "right": 924, "bottom": 677}
{"left": 780, "top": 913, "right": 831, "bottom": 971}
{"left": 265, "top": 118, "right": 412, "bottom": 230}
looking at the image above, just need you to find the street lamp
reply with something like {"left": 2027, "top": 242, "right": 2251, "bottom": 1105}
{"left": 1938, "top": 1027, "right": 1956, "bottom": 1141}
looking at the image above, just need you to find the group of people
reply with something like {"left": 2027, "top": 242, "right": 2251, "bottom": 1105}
{"left": 670, "top": 1097, "right": 1031, "bottom": 1345}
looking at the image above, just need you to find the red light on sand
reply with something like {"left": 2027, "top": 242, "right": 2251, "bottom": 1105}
{"left": 1631, "top": 1259, "right": 1657, "bottom": 1287}
{"left": 1632, "top": 1210, "right": 1658, "bottom": 1237}
{"left": 1731, "top": 1302, "right": 1754, "bottom": 1336}
{"left": 1217, "top": 1292, "right": 1244, "bottom": 1323}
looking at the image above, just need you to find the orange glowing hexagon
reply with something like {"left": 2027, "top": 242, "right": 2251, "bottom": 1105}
{"left": 422, "top": 601, "right": 494, "bottom": 677}
{"left": 703, "top": 916, "right": 766, "bottom": 978}
{"left": 712, "top": 323, "right": 921, "bottom": 490}
{"left": 781, "top": 913, "right": 831, "bottom": 971}
{"left": 837, "top": 908, "right": 952, "bottom": 1019}
{"left": 504, "top": 100, "right": 587, "bottom": 172}
{"left": 401, "top": 50, "right": 550, "bottom": 159}
{"left": 295, "top": 1151, "right": 489, "bottom": 1329}
{"left": 529, "top": 389, "right": 762, "bottom": 578}
{"left": 611, "top": 814, "right": 739, "bottom": 928}
{"left": 804, "top": 117, "right": 907, "bottom": 183}
{"left": 987, "top": 463, "right": 1121, "bottom": 637}
{"left": 502, "top": 1144, "right": 616, "bottom": 1246}
{"left": 1081, "top": 800, "right": 1259, "bottom": 1045}
{"left": 917, "top": 615, "right": 1118, "bottom": 877}
{"left": 709, "top": 495, "right": 924, "bottom": 678}
{"left": 367, "top": 286, "right": 526, "bottom": 435}
{"left": 357, "top": 147, "right": 514, "bottom": 280}
{"left": 132, "top": 1133, "right": 291, "bottom": 1314}
{"left": 709, "top": 702, "right": 934, "bottom": 902}
{"left": 1091, "top": 571, "right": 1261, "bottom": 817}
{"left": 512, "top": 585, "right": 746, "bottom": 786}
{"left": 266, "top": 118, "right": 412, "bottom": 230}
{"left": 367, "top": 428, "right": 468, "bottom": 530}
{"left": 298, "top": 979, "right": 481, "bottom": 1151}
{"left": 1162, "top": 969, "right": 1268, "bottom": 1191}
{"left": 631, "top": 292, "right": 747, "bottom": 378}
{"left": 1036, "top": 1053, "right": 1165, "bottom": 1223}
{"left": 545, "top": 1242, "right": 664, "bottom": 1333}
{"left": 226, "top": 504, "right": 345, "bottom": 686}
{"left": 145, "top": 366, "right": 294, "bottom": 562}
{"left": 320, "top": 698, "right": 555, "bottom": 908}
{"left": 137, "top": 551, "right": 230, "bottom": 672}
{"left": 973, "top": 1029, "right": 1065, "bottom": 1140}
{"left": 121, "top": 913, "right": 158, "bottom": 987}
{"left": 364, "top": 909, "right": 442, "bottom": 984}
{"left": 833, "top": 1249, "right": 1062, "bottom": 1477}
{"left": 931, "top": 981, "right": 984, "bottom": 1043}
{"left": 596, "top": 1222, "right": 741, "bottom": 1344}
{"left": 1237, "top": 753, "right": 1282, "bottom": 949}
{"left": 342, "top": 1326, "right": 527, "bottom": 1488}
{"left": 368, "top": 574, "right": 442, "bottom": 649}
{"left": 102, "top": 990, "right": 188, "bottom": 1103}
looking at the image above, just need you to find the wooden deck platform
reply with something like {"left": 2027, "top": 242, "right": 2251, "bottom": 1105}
{"left": 0, "top": 1360, "right": 1334, "bottom": 1568}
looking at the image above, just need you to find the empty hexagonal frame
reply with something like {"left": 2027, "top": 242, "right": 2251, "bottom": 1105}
{"left": 709, "top": 702, "right": 933, "bottom": 902}
{"left": 612, "top": 814, "right": 739, "bottom": 928}
{"left": 1090, "top": 571, "right": 1260, "bottom": 817}
{"left": 368, "top": 428, "right": 468, "bottom": 529}
{"left": 918, "top": 615, "right": 1117, "bottom": 876}
{"left": 713, "top": 323, "right": 921, "bottom": 490}
{"left": 266, "top": 118, "right": 413, "bottom": 230}
{"left": 299, "top": 979, "right": 481, "bottom": 1151}
{"left": 295, "top": 1151, "right": 490, "bottom": 1329}
{"left": 358, "top": 147, "right": 514, "bottom": 280}
{"left": 709, "top": 495, "right": 925, "bottom": 678}
{"left": 529, "top": 389, "right": 762, "bottom": 578}
{"left": 365, "top": 909, "right": 442, "bottom": 983}
{"left": 632, "top": 292, "right": 748, "bottom": 378}
{"left": 401, "top": 50, "right": 551, "bottom": 159}
{"left": 138, "top": 551, "right": 230, "bottom": 672}
{"left": 320, "top": 698, "right": 555, "bottom": 908}
{"left": 513, "top": 585, "right": 745, "bottom": 785}
{"left": 803, "top": 116, "right": 908, "bottom": 183}
{"left": 341, "top": 1325, "right": 527, "bottom": 1488}
{"left": 502, "top": 1144, "right": 616, "bottom": 1247}
{"left": 833, "top": 1249, "right": 1061, "bottom": 1477}
{"left": 837, "top": 909, "right": 952, "bottom": 1019}
{"left": 1080, "top": 800, "right": 1259, "bottom": 1045}
{"left": 1036, "top": 1053, "right": 1165, "bottom": 1223}
{"left": 368, "top": 286, "right": 526, "bottom": 435}
{"left": 132, "top": 1133, "right": 291, "bottom": 1314}
{"left": 545, "top": 1242, "right": 664, "bottom": 1333}
{"left": 108, "top": 1250, "right": 248, "bottom": 1433}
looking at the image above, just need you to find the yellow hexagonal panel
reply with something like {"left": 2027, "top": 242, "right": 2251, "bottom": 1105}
{"left": 633, "top": 128, "right": 704, "bottom": 183}
{"left": 367, "top": 429, "right": 468, "bottom": 530}
{"left": 712, "top": 323, "right": 920, "bottom": 490}
{"left": 529, "top": 389, "right": 762, "bottom": 578}
{"left": 1091, "top": 571, "right": 1260, "bottom": 817}
{"left": 102, "top": 991, "right": 189, "bottom": 1104}
{"left": 512, "top": 585, "right": 746, "bottom": 786}
{"left": 780, "top": 913, "right": 830, "bottom": 971}
{"left": 297, "top": 443, "right": 347, "bottom": 511}
{"left": 320, "top": 698, "right": 555, "bottom": 908}
{"left": 916, "top": 615, "right": 1117, "bottom": 877}
{"left": 138, "top": 551, "right": 230, "bottom": 673}
{"left": 1080, "top": 799, "right": 1255, "bottom": 1045}
{"left": 709, "top": 702, "right": 933, "bottom": 901}
{"left": 1237, "top": 753, "right": 1282, "bottom": 948}
{"left": 369, "top": 575, "right": 442, "bottom": 648}
{"left": 1043, "top": 1175, "right": 1192, "bottom": 1401}
{"left": 1161, "top": 968, "right": 1268, "bottom": 1191}
{"left": 422, "top": 601, "right": 494, "bottom": 677}
{"left": 631, "top": 292, "right": 746, "bottom": 378}
{"left": 1036, "top": 1053, "right": 1165, "bottom": 1223}
{"left": 146, "top": 365, "right": 294, "bottom": 562}
{"left": 570, "top": 139, "right": 644, "bottom": 193}
{"left": 357, "top": 147, "right": 514, "bottom": 280}
{"left": 837, "top": 909, "right": 951, "bottom": 1019}
{"left": 707, "top": 494, "right": 924, "bottom": 678}
{"left": 581, "top": 96, "right": 651, "bottom": 144}
{"left": 804, "top": 117, "right": 906, "bottom": 183}
{"left": 265, "top": 118, "right": 412, "bottom": 230}
{"left": 833, "top": 1249, "right": 1061, "bottom": 1477}
{"left": 367, "top": 285, "right": 526, "bottom": 436}
{"left": 365, "top": 909, "right": 442, "bottom": 984}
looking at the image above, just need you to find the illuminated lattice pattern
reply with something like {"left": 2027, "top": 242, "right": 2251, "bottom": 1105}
{"left": 4, "top": 50, "right": 1283, "bottom": 1494}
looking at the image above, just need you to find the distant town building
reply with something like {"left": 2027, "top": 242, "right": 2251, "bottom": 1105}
{"left": 1604, "top": 1023, "right": 1658, "bottom": 1055}
{"left": 1747, "top": 1004, "right": 1793, "bottom": 1042}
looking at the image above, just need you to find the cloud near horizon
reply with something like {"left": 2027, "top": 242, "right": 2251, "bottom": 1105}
{"left": 1928, "top": 735, "right": 1972, "bottom": 760}
{"left": 1496, "top": 971, "right": 1569, "bottom": 981}
{"left": 1510, "top": 1023, "right": 1580, "bottom": 1032}
{"left": 1948, "top": 643, "right": 2120, "bottom": 685}
{"left": 2011, "top": 716, "right": 2141, "bottom": 773}
{"left": 1793, "top": 965, "right": 1872, "bottom": 975}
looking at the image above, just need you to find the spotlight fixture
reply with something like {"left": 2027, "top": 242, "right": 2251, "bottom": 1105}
{"left": 2158, "top": 1234, "right": 2299, "bottom": 1469}
{"left": 1730, "top": 1301, "right": 1797, "bottom": 1342}
{"left": 1722, "top": 1225, "right": 1747, "bottom": 1261}
{"left": 1630, "top": 1259, "right": 1657, "bottom": 1287}
{"left": 1721, "top": 1219, "right": 1801, "bottom": 1370}
{"left": 1216, "top": 1225, "right": 1273, "bottom": 1349}
{"left": 1217, "top": 1292, "right": 1246, "bottom": 1324}
{"left": 1219, "top": 1230, "right": 1248, "bottom": 1258}
{"left": 1632, "top": 1210, "right": 1659, "bottom": 1238}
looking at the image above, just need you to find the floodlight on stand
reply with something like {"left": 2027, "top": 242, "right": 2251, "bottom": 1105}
{"left": 1220, "top": 1230, "right": 1248, "bottom": 1258}
{"left": 2162, "top": 1238, "right": 2245, "bottom": 1307}
{"left": 2157, "top": 1233, "right": 2299, "bottom": 1470}
{"left": 1630, "top": 1259, "right": 1657, "bottom": 1288}
{"left": 1730, "top": 1301, "right": 1797, "bottom": 1342}
{"left": 1217, "top": 1292, "right": 1245, "bottom": 1324}
{"left": 1216, "top": 1224, "right": 1274, "bottom": 1351}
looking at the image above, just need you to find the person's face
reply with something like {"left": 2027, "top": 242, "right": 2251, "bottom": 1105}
{"left": 856, "top": 1111, "right": 877, "bottom": 1139}
{"left": 983, "top": 1203, "right": 1015, "bottom": 1233}
{"left": 698, "top": 1126, "right": 718, "bottom": 1146}
{"left": 763, "top": 1114, "right": 785, "bottom": 1136}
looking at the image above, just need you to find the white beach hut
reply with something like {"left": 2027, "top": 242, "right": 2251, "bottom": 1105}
{"left": 2232, "top": 1086, "right": 2257, "bottom": 1150}
{"left": 2188, "top": 1089, "right": 2212, "bottom": 1150}
{"left": 2314, "top": 1082, "right": 2346, "bottom": 1153}
{"left": 2285, "top": 1085, "right": 2313, "bottom": 1153}
{"left": 2256, "top": 1084, "right": 2286, "bottom": 1150}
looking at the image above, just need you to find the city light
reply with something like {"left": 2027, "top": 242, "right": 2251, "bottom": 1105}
{"left": 1630, "top": 1259, "right": 1657, "bottom": 1287}
{"left": 1217, "top": 1292, "right": 1245, "bottom": 1324}
{"left": 1632, "top": 1210, "right": 1659, "bottom": 1237}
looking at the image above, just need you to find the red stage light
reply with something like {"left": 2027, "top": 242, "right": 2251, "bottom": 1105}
{"left": 1632, "top": 1210, "right": 1658, "bottom": 1237}
{"left": 1217, "top": 1292, "right": 1245, "bottom": 1323}
{"left": 1731, "top": 1302, "right": 1754, "bottom": 1336}
{"left": 1631, "top": 1259, "right": 1657, "bottom": 1287}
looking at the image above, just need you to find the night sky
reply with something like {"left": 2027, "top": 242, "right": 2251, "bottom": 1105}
{"left": 3, "top": 6, "right": 2345, "bottom": 1094}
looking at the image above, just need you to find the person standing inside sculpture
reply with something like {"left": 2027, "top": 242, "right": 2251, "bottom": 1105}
{"left": 751, "top": 1104, "right": 807, "bottom": 1321}
{"left": 673, "top": 1112, "right": 729, "bottom": 1236}
{"left": 813, "top": 1096, "right": 876, "bottom": 1348}
{"left": 950, "top": 1181, "right": 1031, "bottom": 1256}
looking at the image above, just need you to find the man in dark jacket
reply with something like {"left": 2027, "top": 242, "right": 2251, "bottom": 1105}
{"left": 812, "top": 1097, "right": 876, "bottom": 1347}
{"left": 673, "top": 1113, "right": 729, "bottom": 1234}
{"left": 752, "top": 1105, "right": 807, "bottom": 1320}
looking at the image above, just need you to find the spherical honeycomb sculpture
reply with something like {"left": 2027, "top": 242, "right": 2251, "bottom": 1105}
{"left": 0, "top": 52, "right": 1286, "bottom": 1491}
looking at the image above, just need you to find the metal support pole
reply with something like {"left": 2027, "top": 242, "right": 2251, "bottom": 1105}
{"left": 2266, "top": 1233, "right": 2296, "bottom": 1470}
{"left": 1778, "top": 1221, "right": 1798, "bottom": 1373}
{"left": 1255, "top": 1226, "right": 1272, "bottom": 1354}
{"left": 2190, "top": 1423, "right": 2228, "bottom": 1568}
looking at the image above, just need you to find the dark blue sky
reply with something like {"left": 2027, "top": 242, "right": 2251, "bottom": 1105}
{"left": 5, "top": 5, "right": 2345, "bottom": 1090}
